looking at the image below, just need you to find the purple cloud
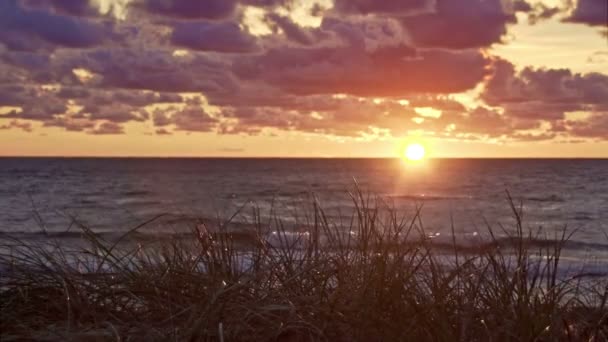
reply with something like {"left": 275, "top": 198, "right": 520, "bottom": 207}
{"left": 564, "top": 0, "right": 607, "bottom": 26}
{"left": 22, "top": 0, "right": 99, "bottom": 17}
{"left": 401, "top": 0, "right": 518, "bottom": 49}
{"left": 0, "top": 0, "right": 110, "bottom": 50}
{"left": 138, "top": 0, "right": 237, "bottom": 20}
{"left": 483, "top": 59, "right": 608, "bottom": 111}
{"left": 171, "top": 107, "right": 218, "bottom": 132}
{"left": 171, "top": 22, "right": 259, "bottom": 53}
{"left": 234, "top": 44, "right": 488, "bottom": 96}
{"left": 332, "top": 0, "right": 431, "bottom": 15}
{"left": 566, "top": 112, "right": 608, "bottom": 139}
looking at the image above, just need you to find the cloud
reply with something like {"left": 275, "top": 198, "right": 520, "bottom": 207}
{"left": 564, "top": 0, "right": 608, "bottom": 27}
{"left": 234, "top": 44, "right": 489, "bottom": 97}
{"left": 442, "top": 107, "right": 514, "bottom": 137}
{"left": 76, "top": 103, "right": 148, "bottom": 123}
{"left": 332, "top": 0, "right": 432, "bottom": 15}
{"left": 155, "top": 128, "right": 172, "bottom": 135}
{"left": 526, "top": 4, "right": 560, "bottom": 24}
{"left": 407, "top": 95, "right": 467, "bottom": 112}
{"left": 0, "top": 0, "right": 604, "bottom": 144}
{"left": 263, "top": 13, "right": 318, "bottom": 45}
{"left": 240, "top": 0, "right": 293, "bottom": 7}
{"left": 483, "top": 58, "right": 608, "bottom": 113}
{"left": 137, "top": 0, "right": 237, "bottom": 20}
{"left": 587, "top": 51, "right": 608, "bottom": 64}
{"left": 171, "top": 22, "right": 259, "bottom": 53}
{"left": 481, "top": 58, "right": 608, "bottom": 140}
{"left": 90, "top": 121, "right": 124, "bottom": 135}
{"left": 401, "top": 0, "right": 518, "bottom": 49}
{"left": 22, "top": 0, "right": 100, "bottom": 17}
{"left": 43, "top": 117, "right": 96, "bottom": 132}
{"left": 56, "top": 87, "right": 90, "bottom": 99}
{"left": 565, "top": 112, "right": 608, "bottom": 139}
{"left": 170, "top": 106, "right": 218, "bottom": 132}
{"left": 0, "top": 0, "right": 110, "bottom": 50}
{"left": 1, "top": 88, "right": 68, "bottom": 121}
{"left": 0, "top": 65, "right": 187, "bottom": 132}
{"left": 57, "top": 48, "right": 238, "bottom": 93}
{"left": 0, "top": 120, "right": 33, "bottom": 132}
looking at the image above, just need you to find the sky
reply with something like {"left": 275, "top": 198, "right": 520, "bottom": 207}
{"left": 0, "top": 0, "right": 607, "bottom": 158}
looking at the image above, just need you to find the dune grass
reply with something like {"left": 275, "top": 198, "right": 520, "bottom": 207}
{"left": 1, "top": 189, "right": 607, "bottom": 341}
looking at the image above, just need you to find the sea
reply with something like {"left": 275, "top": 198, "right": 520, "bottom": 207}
{"left": 1, "top": 158, "right": 607, "bottom": 275}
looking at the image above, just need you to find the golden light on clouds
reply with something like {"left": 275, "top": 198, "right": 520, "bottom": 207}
{"left": 93, "top": 0, "right": 132, "bottom": 20}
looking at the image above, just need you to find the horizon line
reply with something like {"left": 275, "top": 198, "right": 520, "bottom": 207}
{"left": 1, "top": 156, "right": 607, "bottom": 160}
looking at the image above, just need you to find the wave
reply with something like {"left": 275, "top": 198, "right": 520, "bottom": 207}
{"left": 525, "top": 195, "right": 565, "bottom": 203}
{"left": 121, "top": 190, "right": 152, "bottom": 197}
{"left": 389, "top": 194, "right": 473, "bottom": 201}
{"left": 572, "top": 213, "right": 594, "bottom": 221}
{"left": 4, "top": 229, "right": 608, "bottom": 255}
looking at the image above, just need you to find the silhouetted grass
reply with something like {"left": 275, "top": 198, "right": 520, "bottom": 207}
{"left": 1, "top": 189, "right": 606, "bottom": 341}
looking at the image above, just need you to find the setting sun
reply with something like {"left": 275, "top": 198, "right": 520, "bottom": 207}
{"left": 404, "top": 143, "right": 426, "bottom": 161}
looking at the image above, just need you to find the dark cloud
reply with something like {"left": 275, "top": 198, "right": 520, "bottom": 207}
{"left": 332, "top": 0, "right": 431, "bottom": 15}
{"left": 77, "top": 103, "right": 148, "bottom": 123}
{"left": 401, "top": 0, "right": 518, "bottom": 49}
{"left": 0, "top": 68, "right": 187, "bottom": 132}
{"left": 407, "top": 95, "right": 467, "bottom": 112}
{"left": 512, "top": 0, "right": 532, "bottom": 12}
{"left": 1, "top": 86, "right": 68, "bottom": 121}
{"left": 152, "top": 109, "right": 172, "bottom": 127}
{"left": 0, "top": 85, "right": 32, "bottom": 107}
{"left": 319, "top": 16, "right": 406, "bottom": 49}
{"left": 171, "top": 22, "right": 259, "bottom": 53}
{"left": 480, "top": 58, "right": 608, "bottom": 140}
{"left": 57, "top": 87, "right": 90, "bottom": 99}
{"left": 220, "top": 107, "right": 294, "bottom": 135}
{"left": 512, "top": 1, "right": 560, "bottom": 24}
{"left": 240, "top": 0, "right": 294, "bottom": 7}
{"left": 137, "top": 0, "right": 237, "bottom": 20}
{"left": 43, "top": 117, "right": 96, "bottom": 132}
{"left": 155, "top": 128, "right": 172, "bottom": 135}
{"left": 171, "top": 106, "right": 218, "bottom": 132}
{"left": 444, "top": 107, "right": 514, "bottom": 137}
{"left": 22, "top": 0, "right": 100, "bottom": 17}
{"left": 235, "top": 44, "right": 489, "bottom": 96}
{"left": 483, "top": 59, "right": 608, "bottom": 112}
{"left": 264, "top": 13, "right": 318, "bottom": 45}
{"left": 60, "top": 48, "right": 238, "bottom": 93}
{"left": 83, "top": 90, "right": 182, "bottom": 107}
{"left": 565, "top": 112, "right": 608, "bottom": 139}
{"left": 526, "top": 4, "right": 560, "bottom": 24}
{"left": 0, "top": 0, "right": 110, "bottom": 50}
{"left": 564, "top": 0, "right": 608, "bottom": 26}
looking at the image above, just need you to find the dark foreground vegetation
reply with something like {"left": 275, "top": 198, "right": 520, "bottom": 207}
{"left": 1, "top": 190, "right": 607, "bottom": 341}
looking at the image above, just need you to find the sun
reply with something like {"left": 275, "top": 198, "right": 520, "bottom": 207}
{"left": 404, "top": 143, "right": 426, "bottom": 161}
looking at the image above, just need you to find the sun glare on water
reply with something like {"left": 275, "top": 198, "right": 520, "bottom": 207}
{"left": 404, "top": 143, "right": 426, "bottom": 161}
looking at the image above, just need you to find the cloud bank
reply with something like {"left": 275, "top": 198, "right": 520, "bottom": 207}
{"left": 0, "top": 0, "right": 606, "bottom": 142}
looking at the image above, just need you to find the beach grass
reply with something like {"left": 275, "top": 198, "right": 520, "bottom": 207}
{"left": 1, "top": 189, "right": 607, "bottom": 341}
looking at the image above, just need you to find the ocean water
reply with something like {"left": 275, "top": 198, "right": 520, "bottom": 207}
{"left": 1, "top": 158, "right": 607, "bottom": 271}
